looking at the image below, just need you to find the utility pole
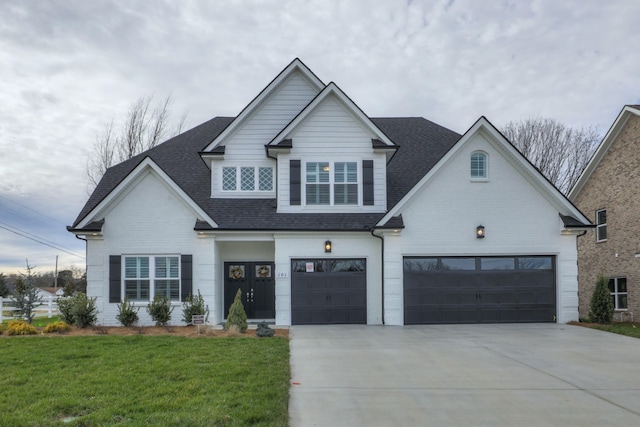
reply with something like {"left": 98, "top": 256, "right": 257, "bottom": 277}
{"left": 54, "top": 255, "right": 58, "bottom": 289}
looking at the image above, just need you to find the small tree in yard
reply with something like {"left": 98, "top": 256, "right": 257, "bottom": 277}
{"left": 224, "top": 289, "right": 247, "bottom": 333}
{"left": 182, "top": 290, "right": 210, "bottom": 325}
{"left": 71, "top": 293, "right": 98, "bottom": 328}
{"left": 589, "top": 274, "right": 614, "bottom": 324}
{"left": 0, "top": 273, "right": 10, "bottom": 297}
{"left": 147, "top": 295, "right": 174, "bottom": 326}
{"left": 10, "top": 262, "right": 43, "bottom": 324}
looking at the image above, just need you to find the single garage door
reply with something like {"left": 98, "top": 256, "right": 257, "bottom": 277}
{"left": 404, "top": 256, "right": 555, "bottom": 324}
{"left": 291, "top": 258, "right": 366, "bottom": 325}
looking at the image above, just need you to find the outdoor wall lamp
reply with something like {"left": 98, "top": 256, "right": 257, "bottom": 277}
{"left": 325, "top": 240, "right": 332, "bottom": 253}
{"left": 476, "top": 225, "right": 485, "bottom": 239}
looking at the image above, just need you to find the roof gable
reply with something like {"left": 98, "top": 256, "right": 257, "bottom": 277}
{"left": 378, "top": 117, "right": 591, "bottom": 227}
{"left": 73, "top": 157, "right": 218, "bottom": 231}
{"left": 569, "top": 105, "right": 640, "bottom": 200}
{"left": 202, "top": 58, "right": 324, "bottom": 152}
{"left": 267, "top": 82, "right": 397, "bottom": 150}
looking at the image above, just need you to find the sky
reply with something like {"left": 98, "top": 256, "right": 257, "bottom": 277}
{"left": 0, "top": 0, "right": 638, "bottom": 276}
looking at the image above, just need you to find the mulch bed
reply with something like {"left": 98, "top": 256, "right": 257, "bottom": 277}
{"left": 2, "top": 324, "right": 289, "bottom": 338}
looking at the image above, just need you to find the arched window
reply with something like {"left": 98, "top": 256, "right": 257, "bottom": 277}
{"left": 470, "top": 151, "right": 487, "bottom": 179}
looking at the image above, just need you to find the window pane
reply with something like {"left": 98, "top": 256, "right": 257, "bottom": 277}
{"left": 618, "top": 278, "right": 627, "bottom": 292}
{"left": 597, "top": 225, "right": 607, "bottom": 241}
{"left": 125, "top": 257, "right": 149, "bottom": 278}
{"left": 125, "top": 279, "right": 149, "bottom": 301}
{"left": 306, "top": 184, "right": 330, "bottom": 205}
{"left": 442, "top": 258, "right": 475, "bottom": 271}
{"left": 471, "top": 153, "right": 486, "bottom": 178}
{"left": 334, "top": 162, "right": 357, "bottom": 183}
{"left": 292, "top": 260, "right": 327, "bottom": 273}
{"left": 155, "top": 280, "right": 179, "bottom": 300}
{"left": 306, "top": 162, "right": 329, "bottom": 183}
{"left": 259, "top": 167, "right": 273, "bottom": 191}
{"left": 481, "top": 258, "right": 515, "bottom": 270}
{"left": 608, "top": 278, "right": 615, "bottom": 293}
{"left": 155, "top": 257, "right": 168, "bottom": 278}
{"left": 241, "top": 167, "right": 255, "bottom": 191}
{"left": 330, "top": 260, "right": 365, "bottom": 272}
{"left": 222, "top": 167, "right": 236, "bottom": 191}
{"left": 404, "top": 258, "right": 438, "bottom": 271}
{"left": 334, "top": 184, "right": 358, "bottom": 205}
{"left": 169, "top": 257, "right": 179, "bottom": 278}
{"left": 618, "top": 294, "right": 628, "bottom": 309}
{"left": 518, "top": 257, "right": 553, "bottom": 270}
{"left": 597, "top": 210, "right": 606, "bottom": 225}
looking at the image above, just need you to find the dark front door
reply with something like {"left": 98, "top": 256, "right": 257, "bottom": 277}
{"left": 224, "top": 262, "right": 275, "bottom": 319}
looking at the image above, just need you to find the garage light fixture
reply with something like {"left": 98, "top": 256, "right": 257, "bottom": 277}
{"left": 325, "top": 240, "right": 332, "bottom": 253}
{"left": 476, "top": 225, "right": 485, "bottom": 239}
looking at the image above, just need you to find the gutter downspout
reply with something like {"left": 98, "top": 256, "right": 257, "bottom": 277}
{"left": 370, "top": 227, "right": 385, "bottom": 325}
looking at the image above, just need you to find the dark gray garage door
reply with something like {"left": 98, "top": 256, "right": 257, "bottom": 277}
{"left": 291, "top": 259, "right": 366, "bottom": 325}
{"left": 404, "top": 256, "right": 555, "bottom": 324}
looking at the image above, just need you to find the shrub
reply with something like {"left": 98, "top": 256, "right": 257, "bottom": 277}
{"left": 589, "top": 274, "right": 614, "bottom": 324}
{"left": 10, "top": 263, "right": 43, "bottom": 324}
{"left": 146, "top": 295, "right": 174, "bottom": 326}
{"left": 182, "top": 290, "right": 210, "bottom": 325}
{"left": 71, "top": 293, "right": 99, "bottom": 328}
{"left": 57, "top": 296, "right": 75, "bottom": 325}
{"left": 43, "top": 321, "right": 71, "bottom": 334}
{"left": 224, "top": 289, "right": 247, "bottom": 333}
{"left": 7, "top": 320, "right": 37, "bottom": 336}
{"left": 0, "top": 323, "right": 4, "bottom": 335}
{"left": 256, "top": 321, "right": 274, "bottom": 338}
{"left": 116, "top": 297, "right": 140, "bottom": 327}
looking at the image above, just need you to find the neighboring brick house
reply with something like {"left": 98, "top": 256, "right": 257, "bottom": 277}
{"left": 569, "top": 105, "right": 640, "bottom": 321}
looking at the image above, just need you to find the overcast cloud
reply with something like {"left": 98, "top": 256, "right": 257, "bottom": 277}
{"left": 0, "top": 0, "right": 638, "bottom": 275}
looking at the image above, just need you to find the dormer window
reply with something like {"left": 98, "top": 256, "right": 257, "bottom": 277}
{"left": 222, "top": 166, "right": 273, "bottom": 192}
{"left": 470, "top": 151, "right": 487, "bottom": 180}
{"left": 305, "top": 161, "right": 358, "bottom": 205}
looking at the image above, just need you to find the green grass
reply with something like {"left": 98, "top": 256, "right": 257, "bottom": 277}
{"left": 590, "top": 322, "right": 640, "bottom": 339}
{"left": 0, "top": 336, "right": 290, "bottom": 426}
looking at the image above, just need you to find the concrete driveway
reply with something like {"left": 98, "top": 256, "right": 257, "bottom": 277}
{"left": 289, "top": 324, "right": 640, "bottom": 426}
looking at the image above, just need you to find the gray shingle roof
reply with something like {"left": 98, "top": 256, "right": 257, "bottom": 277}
{"left": 71, "top": 116, "right": 461, "bottom": 231}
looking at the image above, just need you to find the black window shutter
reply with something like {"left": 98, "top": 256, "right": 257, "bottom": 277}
{"left": 109, "top": 255, "right": 121, "bottom": 303}
{"left": 290, "top": 160, "right": 301, "bottom": 205}
{"left": 181, "top": 254, "right": 193, "bottom": 302}
{"left": 363, "top": 160, "right": 374, "bottom": 205}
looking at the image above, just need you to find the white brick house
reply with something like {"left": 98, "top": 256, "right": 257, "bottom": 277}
{"left": 69, "top": 59, "right": 591, "bottom": 326}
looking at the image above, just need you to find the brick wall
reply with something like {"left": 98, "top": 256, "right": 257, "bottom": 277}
{"left": 574, "top": 114, "right": 640, "bottom": 320}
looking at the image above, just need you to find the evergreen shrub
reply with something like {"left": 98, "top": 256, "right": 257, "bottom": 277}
{"left": 116, "top": 297, "right": 140, "bottom": 327}
{"left": 224, "top": 289, "right": 247, "bottom": 333}
{"left": 589, "top": 274, "right": 614, "bottom": 324}
{"left": 146, "top": 295, "right": 174, "bottom": 326}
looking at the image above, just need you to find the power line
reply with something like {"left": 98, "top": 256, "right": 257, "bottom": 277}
{"left": 0, "top": 219, "right": 78, "bottom": 254}
{"left": 0, "top": 223, "right": 85, "bottom": 260}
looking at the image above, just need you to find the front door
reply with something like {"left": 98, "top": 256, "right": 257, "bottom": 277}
{"left": 224, "top": 262, "right": 275, "bottom": 319}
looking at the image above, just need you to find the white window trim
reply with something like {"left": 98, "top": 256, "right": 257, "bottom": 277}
{"left": 122, "top": 255, "right": 181, "bottom": 303}
{"left": 596, "top": 208, "right": 607, "bottom": 242}
{"left": 470, "top": 151, "right": 489, "bottom": 181}
{"left": 221, "top": 166, "right": 274, "bottom": 193}
{"left": 303, "top": 161, "right": 360, "bottom": 206}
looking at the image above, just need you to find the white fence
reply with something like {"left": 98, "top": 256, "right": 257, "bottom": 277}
{"left": 0, "top": 296, "right": 59, "bottom": 323}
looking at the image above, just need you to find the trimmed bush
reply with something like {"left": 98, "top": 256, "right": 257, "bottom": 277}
{"left": 589, "top": 274, "right": 614, "bottom": 324}
{"left": 116, "top": 297, "right": 140, "bottom": 327}
{"left": 146, "top": 295, "right": 174, "bottom": 326}
{"left": 256, "top": 321, "right": 274, "bottom": 338}
{"left": 182, "top": 290, "right": 210, "bottom": 325}
{"left": 43, "top": 321, "right": 71, "bottom": 334}
{"left": 7, "top": 320, "right": 37, "bottom": 336}
{"left": 224, "top": 289, "right": 247, "bottom": 333}
{"left": 57, "top": 296, "right": 75, "bottom": 325}
{"left": 72, "top": 293, "right": 99, "bottom": 328}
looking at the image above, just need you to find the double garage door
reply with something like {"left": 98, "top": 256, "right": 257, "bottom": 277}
{"left": 404, "top": 256, "right": 556, "bottom": 324}
{"left": 291, "top": 258, "right": 366, "bottom": 325}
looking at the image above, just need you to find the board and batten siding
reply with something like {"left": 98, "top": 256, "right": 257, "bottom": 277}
{"left": 210, "top": 72, "right": 320, "bottom": 198}
{"left": 85, "top": 170, "right": 216, "bottom": 326}
{"left": 382, "top": 132, "right": 580, "bottom": 325}
{"left": 277, "top": 96, "right": 388, "bottom": 213}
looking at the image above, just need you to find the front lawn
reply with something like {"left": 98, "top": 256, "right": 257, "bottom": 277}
{"left": 589, "top": 322, "right": 640, "bottom": 339}
{"left": 0, "top": 335, "right": 289, "bottom": 426}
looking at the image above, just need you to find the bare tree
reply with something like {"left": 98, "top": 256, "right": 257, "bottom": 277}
{"left": 86, "top": 94, "right": 188, "bottom": 192}
{"left": 502, "top": 118, "right": 600, "bottom": 194}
